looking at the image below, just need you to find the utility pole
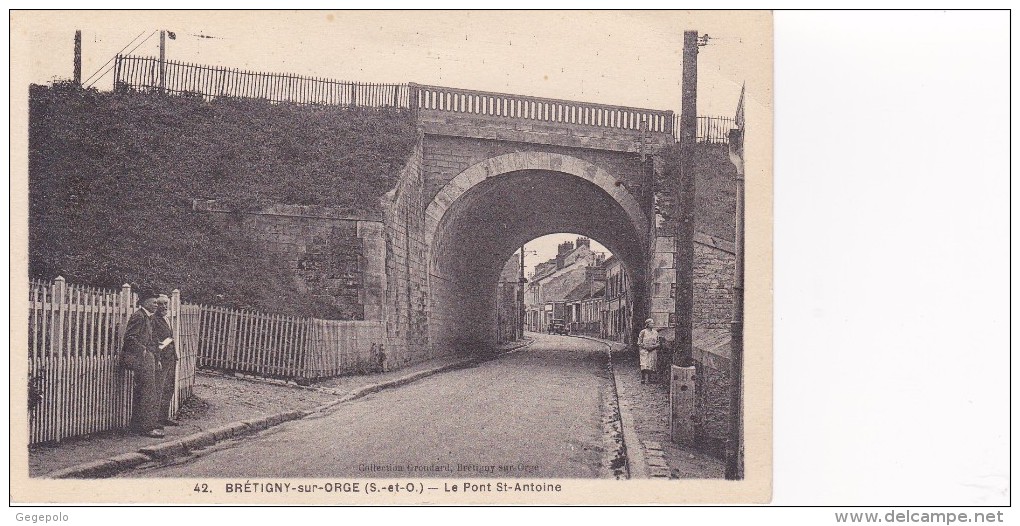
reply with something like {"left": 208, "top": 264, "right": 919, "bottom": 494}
{"left": 159, "top": 30, "right": 166, "bottom": 93}
{"left": 669, "top": 29, "right": 699, "bottom": 447}
{"left": 518, "top": 246, "right": 527, "bottom": 339}
{"left": 725, "top": 85, "right": 746, "bottom": 480}
{"left": 674, "top": 30, "right": 698, "bottom": 367}
{"left": 73, "top": 30, "right": 82, "bottom": 86}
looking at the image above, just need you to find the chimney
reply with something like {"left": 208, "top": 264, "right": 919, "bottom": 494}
{"left": 576, "top": 237, "right": 591, "bottom": 249}
{"left": 557, "top": 241, "right": 574, "bottom": 256}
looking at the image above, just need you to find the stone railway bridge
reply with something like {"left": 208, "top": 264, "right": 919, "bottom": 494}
{"left": 198, "top": 84, "right": 736, "bottom": 371}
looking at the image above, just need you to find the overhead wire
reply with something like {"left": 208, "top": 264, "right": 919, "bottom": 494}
{"left": 86, "top": 30, "right": 158, "bottom": 88}
{"left": 80, "top": 30, "right": 147, "bottom": 86}
{"left": 123, "top": 30, "right": 158, "bottom": 57}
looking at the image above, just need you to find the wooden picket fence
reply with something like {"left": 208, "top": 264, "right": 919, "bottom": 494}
{"left": 25, "top": 277, "right": 384, "bottom": 443}
{"left": 27, "top": 278, "right": 197, "bottom": 444}
{"left": 192, "top": 304, "right": 385, "bottom": 380}
{"left": 174, "top": 304, "right": 200, "bottom": 408}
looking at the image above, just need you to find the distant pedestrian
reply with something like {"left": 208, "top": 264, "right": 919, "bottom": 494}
{"left": 637, "top": 318, "right": 660, "bottom": 384}
{"left": 151, "top": 294, "right": 180, "bottom": 428}
{"left": 121, "top": 294, "right": 163, "bottom": 438}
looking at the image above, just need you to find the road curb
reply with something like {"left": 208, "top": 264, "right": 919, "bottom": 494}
{"left": 600, "top": 353, "right": 629, "bottom": 479}
{"left": 576, "top": 335, "right": 648, "bottom": 480}
{"left": 642, "top": 441, "right": 671, "bottom": 479}
{"left": 46, "top": 339, "right": 534, "bottom": 479}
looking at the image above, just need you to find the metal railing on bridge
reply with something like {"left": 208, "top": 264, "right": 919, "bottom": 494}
{"left": 111, "top": 54, "right": 734, "bottom": 143}
{"left": 694, "top": 115, "right": 737, "bottom": 144}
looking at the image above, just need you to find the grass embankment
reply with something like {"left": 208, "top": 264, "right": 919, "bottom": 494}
{"left": 29, "top": 83, "right": 416, "bottom": 316}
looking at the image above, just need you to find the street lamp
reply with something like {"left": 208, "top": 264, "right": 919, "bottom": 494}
{"left": 518, "top": 246, "right": 538, "bottom": 337}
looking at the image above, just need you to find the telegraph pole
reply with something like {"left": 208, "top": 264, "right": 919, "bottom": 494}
{"left": 518, "top": 245, "right": 527, "bottom": 339}
{"left": 73, "top": 30, "right": 82, "bottom": 86}
{"left": 159, "top": 30, "right": 166, "bottom": 93}
{"left": 674, "top": 30, "right": 698, "bottom": 367}
{"left": 669, "top": 29, "right": 700, "bottom": 447}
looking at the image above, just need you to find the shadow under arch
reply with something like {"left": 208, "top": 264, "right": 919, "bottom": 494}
{"left": 425, "top": 152, "right": 651, "bottom": 354}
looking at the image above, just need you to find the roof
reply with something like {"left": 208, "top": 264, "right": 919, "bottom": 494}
{"left": 564, "top": 281, "right": 605, "bottom": 303}
{"left": 563, "top": 281, "right": 592, "bottom": 303}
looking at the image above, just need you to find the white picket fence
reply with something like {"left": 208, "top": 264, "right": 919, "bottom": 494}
{"left": 27, "top": 278, "right": 197, "bottom": 444}
{"left": 27, "top": 277, "right": 386, "bottom": 444}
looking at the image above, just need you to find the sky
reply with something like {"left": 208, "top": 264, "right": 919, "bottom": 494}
{"left": 14, "top": 10, "right": 771, "bottom": 118}
{"left": 13, "top": 10, "right": 769, "bottom": 277}
{"left": 512, "top": 233, "right": 609, "bottom": 278}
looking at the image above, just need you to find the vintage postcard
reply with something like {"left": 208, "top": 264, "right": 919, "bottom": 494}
{"left": 10, "top": 10, "right": 773, "bottom": 504}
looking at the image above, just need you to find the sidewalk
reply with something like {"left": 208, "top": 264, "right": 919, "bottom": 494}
{"left": 579, "top": 335, "right": 725, "bottom": 479}
{"left": 29, "top": 341, "right": 530, "bottom": 478}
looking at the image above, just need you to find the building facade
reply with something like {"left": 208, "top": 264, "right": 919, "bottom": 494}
{"left": 494, "top": 253, "right": 524, "bottom": 344}
{"left": 600, "top": 255, "right": 633, "bottom": 343}
{"left": 523, "top": 237, "right": 603, "bottom": 333}
{"left": 564, "top": 266, "right": 606, "bottom": 336}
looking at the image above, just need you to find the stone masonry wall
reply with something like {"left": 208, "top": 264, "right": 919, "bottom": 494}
{"left": 381, "top": 134, "right": 436, "bottom": 366}
{"left": 193, "top": 201, "right": 385, "bottom": 322}
{"left": 647, "top": 209, "right": 736, "bottom": 459}
{"left": 690, "top": 237, "right": 737, "bottom": 456}
{"left": 422, "top": 135, "right": 651, "bottom": 207}
{"left": 693, "top": 236, "right": 736, "bottom": 330}
{"left": 646, "top": 233, "right": 736, "bottom": 339}
{"left": 696, "top": 353, "right": 732, "bottom": 457}
{"left": 691, "top": 328, "right": 734, "bottom": 458}
{"left": 192, "top": 134, "right": 438, "bottom": 372}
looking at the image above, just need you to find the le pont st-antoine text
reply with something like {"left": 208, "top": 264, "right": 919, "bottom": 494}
{"left": 223, "top": 481, "right": 563, "bottom": 494}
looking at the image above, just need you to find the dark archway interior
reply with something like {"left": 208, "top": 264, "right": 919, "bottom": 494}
{"left": 429, "top": 169, "right": 647, "bottom": 352}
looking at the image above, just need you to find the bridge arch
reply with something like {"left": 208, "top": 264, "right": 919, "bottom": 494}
{"left": 424, "top": 152, "right": 648, "bottom": 249}
{"left": 424, "top": 151, "right": 650, "bottom": 353}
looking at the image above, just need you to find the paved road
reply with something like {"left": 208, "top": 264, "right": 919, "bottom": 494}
{"left": 130, "top": 333, "right": 618, "bottom": 479}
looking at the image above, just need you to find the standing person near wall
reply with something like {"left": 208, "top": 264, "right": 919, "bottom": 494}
{"left": 121, "top": 294, "right": 164, "bottom": 438}
{"left": 637, "top": 318, "right": 661, "bottom": 384}
{"left": 152, "top": 294, "right": 180, "bottom": 427}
